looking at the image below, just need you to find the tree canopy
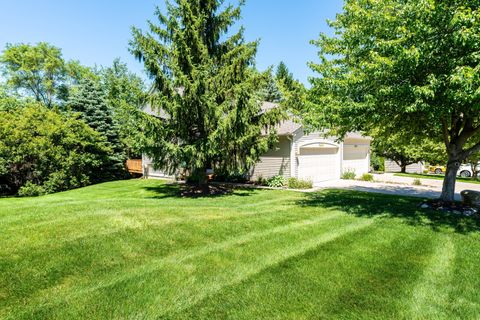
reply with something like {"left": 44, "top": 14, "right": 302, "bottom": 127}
{"left": 307, "top": 0, "right": 480, "bottom": 201}
{"left": 130, "top": 0, "right": 283, "bottom": 183}
{"left": 0, "top": 42, "right": 68, "bottom": 107}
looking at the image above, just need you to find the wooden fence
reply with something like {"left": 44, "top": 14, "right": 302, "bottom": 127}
{"left": 126, "top": 159, "right": 143, "bottom": 174}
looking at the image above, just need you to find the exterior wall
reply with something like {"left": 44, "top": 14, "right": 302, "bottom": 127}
{"left": 250, "top": 136, "right": 292, "bottom": 181}
{"left": 385, "top": 160, "right": 425, "bottom": 174}
{"left": 342, "top": 138, "right": 370, "bottom": 176}
{"left": 142, "top": 155, "right": 174, "bottom": 179}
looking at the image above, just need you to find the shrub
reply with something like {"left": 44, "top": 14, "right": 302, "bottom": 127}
{"left": 341, "top": 170, "right": 356, "bottom": 180}
{"left": 359, "top": 173, "right": 374, "bottom": 182}
{"left": 266, "top": 175, "right": 287, "bottom": 188}
{"left": 18, "top": 182, "right": 46, "bottom": 197}
{"left": 287, "top": 178, "right": 313, "bottom": 189}
{"left": 0, "top": 104, "right": 112, "bottom": 196}
{"left": 413, "top": 178, "right": 422, "bottom": 186}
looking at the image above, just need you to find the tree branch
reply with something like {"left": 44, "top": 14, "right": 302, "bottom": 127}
{"left": 462, "top": 140, "right": 480, "bottom": 159}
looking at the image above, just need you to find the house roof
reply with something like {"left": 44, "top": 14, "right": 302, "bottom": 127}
{"left": 142, "top": 101, "right": 368, "bottom": 140}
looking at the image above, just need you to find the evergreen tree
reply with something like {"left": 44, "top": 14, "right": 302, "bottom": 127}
{"left": 275, "top": 61, "right": 294, "bottom": 90}
{"left": 259, "top": 69, "right": 282, "bottom": 103}
{"left": 130, "top": 0, "right": 284, "bottom": 184}
{"left": 67, "top": 78, "right": 126, "bottom": 179}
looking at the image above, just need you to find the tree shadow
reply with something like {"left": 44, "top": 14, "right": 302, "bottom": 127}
{"left": 298, "top": 189, "right": 480, "bottom": 234}
{"left": 143, "top": 182, "right": 258, "bottom": 199}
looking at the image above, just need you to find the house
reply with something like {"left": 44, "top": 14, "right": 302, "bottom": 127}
{"left": 384, "top": 160, "right": 425, "bottom": 174}
{"left": 142, "top": 102, "right": 371, "bottom": 183}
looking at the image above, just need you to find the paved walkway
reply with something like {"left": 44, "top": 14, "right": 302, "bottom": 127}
{"left": 313, "top": 173, "right": 480, "bottom": 201}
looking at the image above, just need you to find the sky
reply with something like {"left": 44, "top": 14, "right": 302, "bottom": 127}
{"left": 0, "top": 0, "right": 344, "bottom": 85}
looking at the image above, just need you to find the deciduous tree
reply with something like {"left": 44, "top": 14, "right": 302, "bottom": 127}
{"left": 308, "top": 0, "right": 480, "bottom": 201}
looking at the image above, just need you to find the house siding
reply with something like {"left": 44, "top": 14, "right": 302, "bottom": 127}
{"left": 142, "top": 156, "right": 174, "bottom": 179}
{"left": 385, "top": 160, "right": 425, "bottom": 174}
{"left": 250, "top": 136, "right": 291, "bottom": 181}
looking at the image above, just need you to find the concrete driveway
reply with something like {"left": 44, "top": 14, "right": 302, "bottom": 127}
{"left": 313, "top": 173, "right": 480, "bottom": 201}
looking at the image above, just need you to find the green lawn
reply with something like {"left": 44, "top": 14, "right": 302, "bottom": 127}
{"left": 394, "top": 172, "right": 480, "bottom": 184}
{"left": 1, "top": 180, "right": 480, "bottom": 319}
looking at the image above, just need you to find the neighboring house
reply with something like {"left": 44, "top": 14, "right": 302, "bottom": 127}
{"left": 142, "top": 102, "right": 372, "bottom": 183}
{"left": 384, "top": 160, "right": 425, "bottom": 174}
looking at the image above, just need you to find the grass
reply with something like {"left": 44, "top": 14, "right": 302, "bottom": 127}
{"left": 395, "top": 172, "right": 480, "bottom": 184}
{"left": 1, "top": 179, "right": 480, "bottom": 319}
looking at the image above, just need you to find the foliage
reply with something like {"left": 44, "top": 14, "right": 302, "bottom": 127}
{"left": 276, "top": 61, "right": 295, "bottom": 90}
{"left": 359, "top": 173, "right": 374, "bottom": 182}
{"left": 308, "top": 0, "right": 480, "bottom": 201}
{"left": 17, "top": 181, "right": 46, "bottom": 197}
{"left": 258, "top": 67, "right": 282, "bottom": 103}
{"left": 370, "top": 152, "right": 385, "bottom": 172}
{"left": 413, "top": 178, "right": 422, "bottom": 186}
{"left": 341, "top": 170, "right": 356, "bottom": 180}
{"left": 0, "top": 42, "right": 68, "bottom": 107}
{"left": 267, "top": 175, "right": 287, "bottom": 188}
{"left": 67, "top": 78, "right": 127, "bottom": 179}
{"left": 130, "top": 0, "right": 285, "bottom": 183}
{"left": 287, "top": 177, "right": 313, "bottom": 189}
{"left": 100, "top": 58, "right": 147, "bottom": 158}
{"left": 0, "top": 104, "right": 112, "bottom": 195}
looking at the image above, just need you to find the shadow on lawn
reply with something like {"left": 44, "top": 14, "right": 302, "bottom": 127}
{"left": 143, "top": 182, "right": 258, "bottom": 199}
{"left": 299, "top": 189, "right": 480, "bottom": 234}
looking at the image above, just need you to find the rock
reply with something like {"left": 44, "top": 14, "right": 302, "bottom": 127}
{"left": 420, "top": 203, "right": 430, "bottom": 209}
{"left": 461, "top": 190, "right": 480, "bottom": 209}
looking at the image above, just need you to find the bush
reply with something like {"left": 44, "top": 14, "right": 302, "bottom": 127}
{"left": 413, "top": 178, "right": 422, "bottom": 186}
{"left": 359, "top": 173, "right": 374, "bottom": 182}
{"left": 0, "top": 104, "right": 112, "bottom": 196}
{"left": 18, "top": 182, "right": 46, "bottom": 197}
{"left": 341, "top": 170, "right": 356, "bottom": 180}
{"left": 266, "top": 175, "right": 287, "bottom": 188}
{"left": 287, "top": 178, "right": 313, "bottom": 189}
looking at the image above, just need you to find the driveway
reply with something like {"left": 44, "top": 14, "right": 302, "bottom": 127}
{"left": 313, "top": 173, "right": 480, "bottom": 201}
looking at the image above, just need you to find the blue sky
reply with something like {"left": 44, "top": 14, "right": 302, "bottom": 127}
{"left": 0, "top": 0, "right": 343, "bottom": 85}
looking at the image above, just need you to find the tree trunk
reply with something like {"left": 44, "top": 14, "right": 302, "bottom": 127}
{"left": 400, "top": 160, "right": 407, "bottom": 173}
{"left": 440, "top": 159, "right": 461, "bottom": 202}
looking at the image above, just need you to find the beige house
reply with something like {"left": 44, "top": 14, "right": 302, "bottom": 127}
{"left": 142, "top": 102, "right": 371, "bottom": 183}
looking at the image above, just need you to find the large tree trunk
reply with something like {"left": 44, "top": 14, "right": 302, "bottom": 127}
{"left": 400, "top": 162, "right": 407, "bottom": 173}
{"left": 440, "top": 158, "right": 461, "bottom": 202}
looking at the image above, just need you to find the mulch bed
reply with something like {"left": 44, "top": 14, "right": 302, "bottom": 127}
{"left": 419, "top": 199, "right": 479, "bottom": 217}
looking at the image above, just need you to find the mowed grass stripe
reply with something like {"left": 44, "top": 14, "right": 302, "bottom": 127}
{"left": 171, "top": 222, "right": 435, "bottom": 319}
{"left": 6, "top": 216, "right": 374, "bottom": 319}
{"left": 410, "top": 235, "right": 455, "bottom": 319}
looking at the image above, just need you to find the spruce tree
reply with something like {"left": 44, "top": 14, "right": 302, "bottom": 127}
{"left": 259, "top": 69, "right": 282, "bottom": 103}
{"left": 67, "top": 78, "right": 126, "bottom": 179}
{"left": 130, "top": 0, "right": 284, "bottom": 184}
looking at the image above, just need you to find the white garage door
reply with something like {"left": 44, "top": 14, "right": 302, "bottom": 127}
{"left": 297, "top": 147, "right": 340, "bottom": 182}
{"left": 343, "top": 145, "right": 369, "bottom": 175}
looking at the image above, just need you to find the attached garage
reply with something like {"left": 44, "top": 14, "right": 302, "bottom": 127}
{"left": 342, "top": 140, "right": 370, "bottom": 176}
{"left": 297, "top": 143, "right": 341, "bottom": 182}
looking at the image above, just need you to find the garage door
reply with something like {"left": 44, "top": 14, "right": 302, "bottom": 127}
{"left": 297, "top": 146, "right": 340, "bottom": 182}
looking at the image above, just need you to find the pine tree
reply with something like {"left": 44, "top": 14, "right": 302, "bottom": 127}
{"left": 67, "top": 78, "right": 126, "bottom": 179}
{"left": 130, "top": 0, "right": 284, "bottom": 184}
